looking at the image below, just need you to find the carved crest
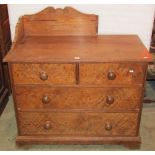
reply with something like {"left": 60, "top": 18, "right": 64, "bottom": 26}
{"left": 24, "top": 7, "right": 97, "bottom": 21}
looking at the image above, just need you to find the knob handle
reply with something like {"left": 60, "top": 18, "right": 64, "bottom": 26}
{"left": 107, "top": 71, "right": 116, "bottom": 80}
{"left": 106, "top": 96, "right": 114, "bottom": 104}
{"left": 105, "top": 122, "right": 112, "bottom": 131}
{"left": 40, "top": 72, "right": 48, "bottom": 81}
{"left": 42, "top": 95, "right": 50, "bottom": 104}
{"left": 44, "top": 121, "right": 51, "bottom": 130}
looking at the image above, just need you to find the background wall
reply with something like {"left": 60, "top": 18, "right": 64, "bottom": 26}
{"left": 8, "top": 4, "right": 155, "bottom": 49}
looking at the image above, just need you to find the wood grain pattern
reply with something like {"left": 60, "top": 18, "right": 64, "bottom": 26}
{"left": 18, "top": 112, "right": 138, "bottom": 137}
{"left": 4, "top": 36, "right": 153, "bottom": 63}
{"left": 14, "top": 86, "right": 142, "bottom": 111}
{"left": 23, "top": 7, "right": 98, "bottom": 36}
{"left": 12, "top": 63, "right": 76, "bottom": 85}
{"left": 80, "top": 63, "right": 146, "bottom": 85}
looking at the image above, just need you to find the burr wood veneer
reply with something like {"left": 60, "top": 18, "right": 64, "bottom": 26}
{"left": 4, "top": 7, "right": 153, "bottom": 148}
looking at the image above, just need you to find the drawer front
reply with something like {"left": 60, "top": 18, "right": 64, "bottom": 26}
{"left": 18, "top": 112, "right": 138, "bottom": 136}
{"left": 11, "top": 64, "right": 76, "bottom": 85}
{"left": 80, "top": 63, "right": 146, "bottom": 85}
{"left": 15, "top": 86, "right": 142, "bottom": 111}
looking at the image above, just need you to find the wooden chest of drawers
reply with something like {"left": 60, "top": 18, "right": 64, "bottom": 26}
{"left": 4, "top": 7, "right": 152, "bottom": 148}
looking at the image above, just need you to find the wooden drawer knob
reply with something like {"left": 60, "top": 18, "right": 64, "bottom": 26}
{"left": 42, "top": 95, "right": 50, "bottom": 104}
{"left": 105, "top": 122, "right": 112, "bottom": 131}
{"left": 107, "top": 71, "right": 116, "bottom": 80}
{"left": 40, "top": 72, "right": 48, "bottom": 81}
{"left": 44, "top": 121, "right": 51, "bottom": 130}
{"left": 106, "top": 96, "right": 114, "bottom": 104}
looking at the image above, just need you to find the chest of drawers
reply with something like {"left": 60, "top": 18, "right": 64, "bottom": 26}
{"left": 4, "top": 7, "right": 152, "bottom": 148}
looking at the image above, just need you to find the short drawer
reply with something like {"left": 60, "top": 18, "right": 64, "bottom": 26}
{"left": 11, "top": 63, "right": 76, "bottom": 85}
{"left": 15, "top": 86, "right": 142, "bottom": 111}
{"left": 80, "top": 63, "right": 146, "bottom": 85}
{"left": 18, "top": 112, "right": 138, "bottom": 136}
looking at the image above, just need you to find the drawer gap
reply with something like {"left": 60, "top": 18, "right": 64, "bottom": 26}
{"left": 76, "top": 63, "right": 79, "bottom": 85}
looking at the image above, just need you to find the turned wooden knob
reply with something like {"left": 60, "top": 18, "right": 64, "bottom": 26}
{"left": 107, "top": 71, "right": 116, "bottom": 80}
{"left": 106, "top": 96, "right": 114, "bottom": 104}
{"left": 105, "top": 122, "right": 112, "bottom": 131}
{"left": 40, "top": 72, "right": 48, "bottom": 81}
{"left": 42, "top": 95, "right": 50, "bottom": 104}
{"left": 44, "top": 121, "right": 51, "bottom": 130}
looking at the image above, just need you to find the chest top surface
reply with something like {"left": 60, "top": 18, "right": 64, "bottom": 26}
{"left": 4, "top": 35, "right": 152, "bottom": 63}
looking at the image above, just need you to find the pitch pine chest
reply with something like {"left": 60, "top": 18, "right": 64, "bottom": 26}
{"left": 4, "top": 7, "right": 152, "bottom": 148}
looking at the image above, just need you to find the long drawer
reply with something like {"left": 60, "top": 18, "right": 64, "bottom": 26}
{"left": 15, "top": 86, "right": 142, "bottom": 111}
{"left": 11, "top": 63, "right": 76, "bottom": 85}
{"left": 18, "top": 112, "right": 138, "bottom": 136}
{"left": 80, "top": 63, "right": 146, "bottom": 85}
